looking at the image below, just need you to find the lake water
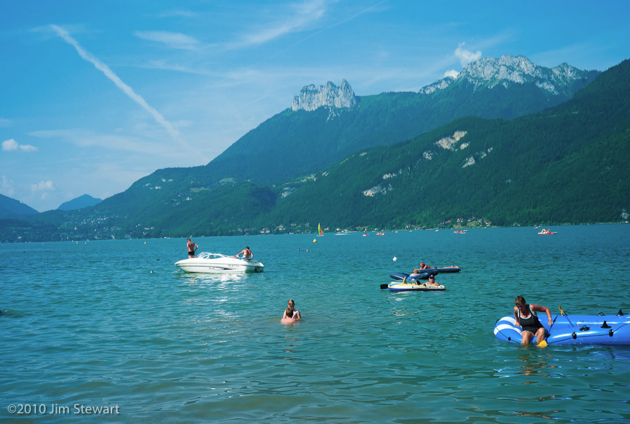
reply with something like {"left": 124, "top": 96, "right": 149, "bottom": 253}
{"left": 1, "top": 225, "right": 630, "bottom": 423}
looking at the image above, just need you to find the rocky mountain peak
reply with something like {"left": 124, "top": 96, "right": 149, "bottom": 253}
{"left": 419, "top": 55, "right": 597, "bottom": 96}
{"left": 291, "top": 79, "right": 357, "bottom": 111}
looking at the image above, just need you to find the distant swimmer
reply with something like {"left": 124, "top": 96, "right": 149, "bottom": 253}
{"left": 287, "top": 299, "right": 302, "bottom": 320}
{"left": 281, "top": 299, "right": 302, "bottom": 324}
{"left": 187, "top": 238, "right": 198, "bottom": 258}
{"left": 281, "top": 307, "right": 298, "bottom": 324}
{"left": 234, "top": 246, "right": 253, "bottom": 260}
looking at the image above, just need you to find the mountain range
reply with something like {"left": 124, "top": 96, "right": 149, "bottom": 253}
{"left": 0, "top": 193, "right": 38, "bottom": 218}
{"left": 3, "top": 55, "right": 628, "bottom": 242}
{"left": 57, "top": 194, "right": 102, "bottom": 211}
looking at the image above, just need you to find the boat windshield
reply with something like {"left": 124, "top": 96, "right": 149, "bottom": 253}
{"left": 196, "top": 252, "right": 228, "bottom": 259}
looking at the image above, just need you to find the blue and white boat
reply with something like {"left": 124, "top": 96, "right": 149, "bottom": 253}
{"left": 494, "top": 311, "right": 630, "bottom": 346}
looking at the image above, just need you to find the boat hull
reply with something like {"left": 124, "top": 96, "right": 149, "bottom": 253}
{"left": 494, "top": 314, "right": 630, "bottom": 345}
{"left": 388, "top": 281, "right": 445, "bottom": 292}
{"left": 175, "top": 257, "right": 264, "bottom": 274}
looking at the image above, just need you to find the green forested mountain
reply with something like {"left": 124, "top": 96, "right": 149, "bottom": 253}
{"left": 0, "top": 193, "right": 38, "bottom": 218}
{"left": 57, "top": 194, "right": 102, "bottom": 211}
{"left": 264, "top": 59, "right": 630, "bottom": 229}
{"left": 204, "top": 56, "right": 598, "bottom": 186}
{"left": 3, "top": 57, "right": 627, "bottom": 242}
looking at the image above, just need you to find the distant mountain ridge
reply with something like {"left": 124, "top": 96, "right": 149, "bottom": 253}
{"left": 203, "top": 55, "right": 598, "bottom": 186}
{"left": 57, "top": 194, "right": 102, "bottom": 211}
{"left": 419, "top": 55, "right": 596, "bottom": 96}
{"left": 4, "top": 55, "right": 624, "bottom": 242}
{"left": 0, "top": 193, "right": 38, "bottom": 218}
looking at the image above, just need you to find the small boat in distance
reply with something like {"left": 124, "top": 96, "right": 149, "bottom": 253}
{"left": 538, "top": 228, "right": 557, "bottom": 235}
{"left": 175, "top": 252, "right": 264, "bottom": 274}
{"left": 318, "top": 223, "right": 324, "bottom": 236}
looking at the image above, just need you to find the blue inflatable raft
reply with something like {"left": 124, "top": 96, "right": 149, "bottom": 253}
{"left": 494, "top": 311, "right": 630, "bottom": 346}
{"left": 390, "top": 267, "right": 460, "bottom": 281}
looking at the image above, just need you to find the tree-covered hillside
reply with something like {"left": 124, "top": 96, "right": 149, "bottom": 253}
{"left": 205, "top": 70, "right": 597, "bottom": 186}
{"left": 2, "top": 58, "right": 626, "bottom": 242}
{"left": 264, "top": 60, "right": 630, "bottom": 229}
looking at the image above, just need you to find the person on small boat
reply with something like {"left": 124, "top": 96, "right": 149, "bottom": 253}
{"left": 186, "top": 238, "right": 198, "bottom": 258}
{"left": 425, "top": 275, "right": 440, "bottom": 286}
{"left": 419, "top": 262, "right": 433, "bottom": 270}
{"left": 288, "top": 299, "right": 302, "bottom": 320}
{"left": 234, "top": 246, "right": 253, "bottom": 260}
{"left": 513, "top": 296, "right": 553, "bottom": 345}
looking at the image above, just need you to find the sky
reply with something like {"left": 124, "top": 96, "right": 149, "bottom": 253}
{"left": 1, "top": 1, "right": 629, "bottom": 212}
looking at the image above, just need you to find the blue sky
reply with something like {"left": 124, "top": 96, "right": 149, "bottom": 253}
{"left": 1, "top": 1, "right": 629, "bottom": 212}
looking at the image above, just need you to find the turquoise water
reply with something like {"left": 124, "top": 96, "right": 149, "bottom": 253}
{"left": 1, "top": 225, "right": 630, "bottom": 423}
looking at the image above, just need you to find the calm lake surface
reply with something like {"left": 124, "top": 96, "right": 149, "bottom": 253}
{"left": 2, "top": 225, "right": 630, "bottom": 423}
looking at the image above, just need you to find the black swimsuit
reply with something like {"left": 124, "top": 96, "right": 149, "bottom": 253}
{"left": 518, "top": 305, "right": 543, "bottom": 334}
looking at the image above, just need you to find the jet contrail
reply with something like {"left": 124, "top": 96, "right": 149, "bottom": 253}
{"left": 50, "top": 25, "right": 206, "bottom": 160}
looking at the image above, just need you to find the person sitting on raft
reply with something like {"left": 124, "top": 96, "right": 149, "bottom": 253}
{"left": 424, "top": 275, "right": 440, "bottom": 286}
{"left": 513, "top": 295, "right": 553, "bottom": 345}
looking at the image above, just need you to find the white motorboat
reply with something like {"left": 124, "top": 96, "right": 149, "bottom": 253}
{"left": 175, "top": 252, "right": 264, "bottom": 274}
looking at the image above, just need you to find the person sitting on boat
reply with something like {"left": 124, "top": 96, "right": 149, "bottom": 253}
{"left": 425, "top": 275, "right": 440, "bottom": 286}
{"left": 234, "top": 246, "right": 253, "bottom": 260}
{"left": 288, "top": 299, "right": 302, "bottom": 320}
{"left": 187, "top": 238, "right": 198, "bottom": 258}
{"left": 281, "top": 306, "right": 299, "bottom": 324}
{"left": 513, "top": 295, "right": 553, "bottom": 345}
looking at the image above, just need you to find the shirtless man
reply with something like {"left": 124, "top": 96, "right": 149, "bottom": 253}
{"left": 186, "top": 238, "right": 198, "bottom": 258}
{"left": 425, "top": 275, "right": 440, "bottom": 286}
{"left": 234, "top": 246, "right": 253, "bottom": 259}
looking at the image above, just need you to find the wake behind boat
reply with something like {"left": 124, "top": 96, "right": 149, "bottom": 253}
{"left": 175, "top": 252, "right": 264, "bottom": 274}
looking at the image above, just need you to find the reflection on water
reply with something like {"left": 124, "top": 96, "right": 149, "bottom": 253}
{"left": 517, "top": 350, "right": 555, "bottom": 378}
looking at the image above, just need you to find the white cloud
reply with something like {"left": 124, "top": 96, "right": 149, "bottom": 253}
{"left": 28, "top": 129, "right": 194, "bottom": 160}
{"left": 30, "top": 180, "right": 55, "bottom": 192}
{"left": 2, "top": 138, "right": 38, "bottom": 152}
{"left": 444, "top": 70, "right": 459, "bottom": 79}
{"left": 49, "top": 25, "right": 206, "bottom": 161}
{"left": 134, "top": 31, "right": 200, "bottom": 50}
{"left": 231, "top": 0, "right": 327, "bottom": 48}
{"left": 1, "top": 176, "right": 15, "bottom": 197}
{"left": 455, "top": 42, "right": 482, "bottom": 67}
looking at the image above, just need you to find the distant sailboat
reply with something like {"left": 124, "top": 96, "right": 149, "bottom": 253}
{"left": 318, "top": 223, "right": 324, "bottom": 236}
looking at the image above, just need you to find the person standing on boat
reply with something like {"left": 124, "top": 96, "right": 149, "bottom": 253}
{"left": 187, "top": 238, "right": 198, "bottom": 258}
{"left": 513, "top": 296, "right": 553, "bottom": 345}
{"left": 234, "top": 246, "right": 253, "bottom": 260}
